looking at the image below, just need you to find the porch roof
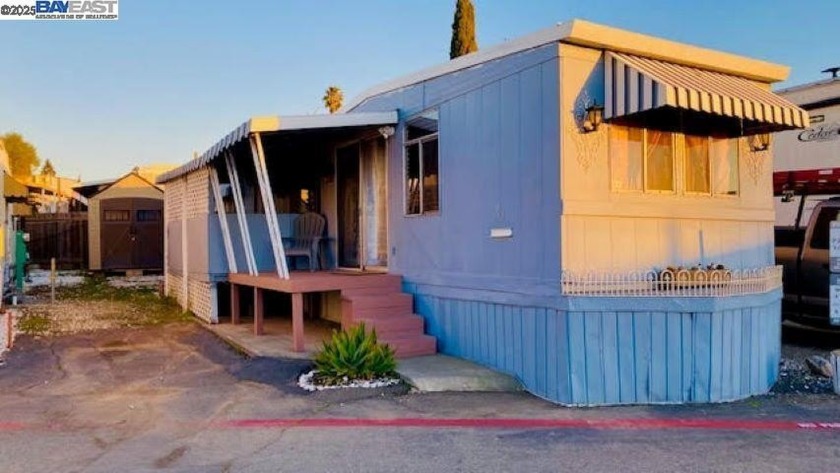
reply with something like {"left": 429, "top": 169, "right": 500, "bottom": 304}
{"left": 157, "top": 111, "right": 398, "bottom": 184}
{"left": 605, "top": 52, "right": 809, "bottom": 132}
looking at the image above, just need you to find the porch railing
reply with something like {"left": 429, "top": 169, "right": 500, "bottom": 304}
{"left": 560, "top": 265, "right": 782, "bottom": 297}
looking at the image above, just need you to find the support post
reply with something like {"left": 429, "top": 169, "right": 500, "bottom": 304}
{"left": 50, "top": 257, "right": 56, "bottom": 304}
{"left": 250, "top": 133, "right": 289, "bottom": 279}
{"left": 253, "top": 287, "right": 264, "bottom": 336}
{"left": 225, "top": 152, "right": 257, "bottom": 276}
{"left": 292, "top": 292, "right": 304, "bottom": 352}
{"left": 210, "top": 166, "right": 237, "bottom": 273}
{"left": 230, "top": 284, "right": 240, "bottom": 325}
{"left": 181, "top": 176, "right": 189, "bottom": 311}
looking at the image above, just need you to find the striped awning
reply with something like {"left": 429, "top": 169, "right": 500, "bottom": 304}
{"left": 604, "top": 52, "right": 809, "bottom": 129}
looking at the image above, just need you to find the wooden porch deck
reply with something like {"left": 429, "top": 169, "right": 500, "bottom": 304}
{"left": 226, "top": 270, "right": 405, "bottom": 353}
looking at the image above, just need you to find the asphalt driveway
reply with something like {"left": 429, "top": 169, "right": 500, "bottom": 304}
{"left": 1, "top": 322, "right": 839, "bottom": 473}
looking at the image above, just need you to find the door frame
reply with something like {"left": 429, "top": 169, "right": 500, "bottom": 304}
{"left": 334, "top": 135, "right": 389, "bottom": 272}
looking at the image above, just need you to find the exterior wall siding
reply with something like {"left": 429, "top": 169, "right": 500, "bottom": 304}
{"left": 355, "top": 45, "right": 562, "bottom": 295}
{"left": 561, "top": 217, "right": 774, "bottom": 272}
{"left": 411, "top": 285, "right": 781, "bottom": 405}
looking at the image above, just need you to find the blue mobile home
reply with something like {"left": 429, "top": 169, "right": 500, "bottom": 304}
{"left": 159, "top": 20, "right": 808, "bottom": 405}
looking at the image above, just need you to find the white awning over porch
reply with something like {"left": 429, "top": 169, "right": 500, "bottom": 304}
{"left": 604, "top": 51, "right": 809, "bottom": 130}
{"left": 157, "top": 111, "right": 398, "bottom": 184}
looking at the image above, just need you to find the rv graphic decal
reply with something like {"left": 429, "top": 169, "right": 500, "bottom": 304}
{"left": 798, "top": 123, "right": 840, "bottom": 142}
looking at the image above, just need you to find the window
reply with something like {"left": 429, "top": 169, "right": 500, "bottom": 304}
{"left": 609, "top": 126, "right": 643, "bottom": 191}
{"left": 810, "top": 207, "right": 840, "bottom": 250}
{"left": 103, "top": 210, "right": 130, "bottom": 222}
{"left": 645, "top": 130, "right": 674, "bottom": 192}
{"left": 405, "top": 110, "right": 439, "bottom": 215}
{"left": 711, "top": 138, "right": 739, "bottom": 196}
{"left": 609, "top": 126, "right": 739, "bottom": 196}
{"left": 685, "top": 135, "right": 710, "bottom": 193}
{"left": 136, "top": 209, "right": 161, "bottom": 222}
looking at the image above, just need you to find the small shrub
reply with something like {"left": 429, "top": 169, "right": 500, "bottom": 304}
{"left": 18, "top": 314, "right": 51, "bottom": 335}
{"left": 313, "top": 323, "right": 397, "bottom": 385}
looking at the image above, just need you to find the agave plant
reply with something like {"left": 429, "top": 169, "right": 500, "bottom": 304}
{"left": 313, "top": 323, "right": 397, "bottom": 385}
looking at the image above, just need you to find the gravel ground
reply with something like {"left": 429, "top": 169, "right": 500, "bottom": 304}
{"left": 773, "top": 350, "right": 835, "bottom": 394}
{"left": 774, "top": 323, "right": 838, "bottom": 395}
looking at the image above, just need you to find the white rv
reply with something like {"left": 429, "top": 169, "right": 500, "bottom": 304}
{"left": 774, "top": 71, "right": 840, "bottom": 227}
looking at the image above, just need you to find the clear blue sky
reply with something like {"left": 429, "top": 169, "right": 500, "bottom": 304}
{"left": 0, "top": 0, "right": 836, "bottom": 181}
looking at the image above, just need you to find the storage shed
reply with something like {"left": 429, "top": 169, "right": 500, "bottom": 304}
{"left": 84, "top": 171, "right": 164, "bottom": 272}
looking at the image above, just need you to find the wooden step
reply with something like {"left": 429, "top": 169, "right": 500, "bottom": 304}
{"left": 342, "top": 293, "right": 413, "bottom": 309}
{"left": 355, "top": 315, "right": 425, "bottom": 339}
{"left": 340, "top": 279, "right": 403, "bottom": 296}
{"left": 380, "top": 334, "right": 437, "bottom": 359}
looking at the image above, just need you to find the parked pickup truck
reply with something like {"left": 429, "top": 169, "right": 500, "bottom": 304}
{"left": 775, "top": 197, "right": 840, "bottom": 326}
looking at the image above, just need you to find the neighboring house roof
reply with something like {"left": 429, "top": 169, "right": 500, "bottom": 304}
{"left": 157, "top": 112, "right": 398, "bottom": 184}
{"left": 74, "top": 177, "right": 117, "bottom": 198}
{"left": 345, "top": 18, "right": 791, "bottom": 111}
{"left": 4, "top": 173, "right": 29, "bottom": 203}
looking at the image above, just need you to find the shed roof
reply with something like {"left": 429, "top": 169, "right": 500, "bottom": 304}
{"left": 92, "top": 171, "right": 161, "bottom": 199}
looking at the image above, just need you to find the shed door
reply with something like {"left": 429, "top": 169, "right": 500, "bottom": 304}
{"left": 100, "top": 198, "right": 163, "bottom": 270}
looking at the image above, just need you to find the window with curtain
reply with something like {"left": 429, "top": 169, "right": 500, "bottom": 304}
{"left": 645, "top": 130, "right": 674, "bottom": 192}
{"left": 685, "top": 135, "right": 711, "bottom": 193}
{"left": 609, "top": 125, "right": 643, "bottom": 191}
{"left": 711, "top": 137, "right": 739, "bottom": 195}
{"left": 608, "top": 127, "right": 738, "bottom": 196}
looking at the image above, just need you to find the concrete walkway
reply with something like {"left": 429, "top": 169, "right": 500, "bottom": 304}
{"left": 397, "top": 355, "right": 523, "bottom": 392}
{"left": 204, "top": 323, "right": 521, "bottom": 393}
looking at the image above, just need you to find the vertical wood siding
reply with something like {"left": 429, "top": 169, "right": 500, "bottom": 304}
{"left": 414, "top": 291, "right": 781, "bottom": 405}
{"left": 353, "top": 45, "right": 561, "bottom": 294}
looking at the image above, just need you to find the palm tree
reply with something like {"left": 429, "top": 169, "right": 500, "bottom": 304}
{"left": 322, "top": 86, "right": 344, "bottom": 114}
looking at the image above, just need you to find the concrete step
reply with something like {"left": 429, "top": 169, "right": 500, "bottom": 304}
{"left": 356, "top": 315, "right": 425, "bottom": 339}
{"left": 380, "top": 334, "right": 437, "bottom": 359}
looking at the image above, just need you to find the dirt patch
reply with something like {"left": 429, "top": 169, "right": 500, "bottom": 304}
{"left": 16, "top": 276, "right": 192, "bottom": 337}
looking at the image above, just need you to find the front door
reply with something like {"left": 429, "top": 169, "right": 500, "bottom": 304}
{"left": 336, "top": 144, "right": 361, "bottom": 268}
{"left": 336, "top": 137, "right": 388, "bottom": 270}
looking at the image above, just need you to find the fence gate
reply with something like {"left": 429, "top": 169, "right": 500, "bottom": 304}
{"left": 22, "top": 212, "right": 88, "bottom": 269}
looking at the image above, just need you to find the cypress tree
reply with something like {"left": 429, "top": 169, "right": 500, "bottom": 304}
{"left": 449, "top": 0, "right": 478, "bottom": 59}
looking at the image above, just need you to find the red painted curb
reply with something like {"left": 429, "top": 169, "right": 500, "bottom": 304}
{"left": 0, "top": 422, "right": 26, "bottom": 431}
{"left": 217, "top": 418, "right": 840, "bottom": 432}
{"left": 3, "top": 418, "right": 838, "bottom": 432}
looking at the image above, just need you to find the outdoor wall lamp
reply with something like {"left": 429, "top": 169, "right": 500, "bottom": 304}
{"left": 749, "top": 132, "right": 771, "bottom": 152}
{"left": 378, "top": 126, "right": 395, "bottom": 139}
{"left": 582, "top": 101, "right": 604, "bottom": 133}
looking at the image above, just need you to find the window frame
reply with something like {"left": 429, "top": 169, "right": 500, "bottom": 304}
{"left": 103, "top": 209, "right": 130, "bottom": 222}
{"left": 709, "top": 136, "right": 740, "bottom": 198}
{"left": 608, "top": 125, "right": 740, "bottom": 197}
{"left": 403, "top": 110, "right": 440, "bottom": 216}
{"left": 136, "top": 209, "right": 161, "bottom": 222}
